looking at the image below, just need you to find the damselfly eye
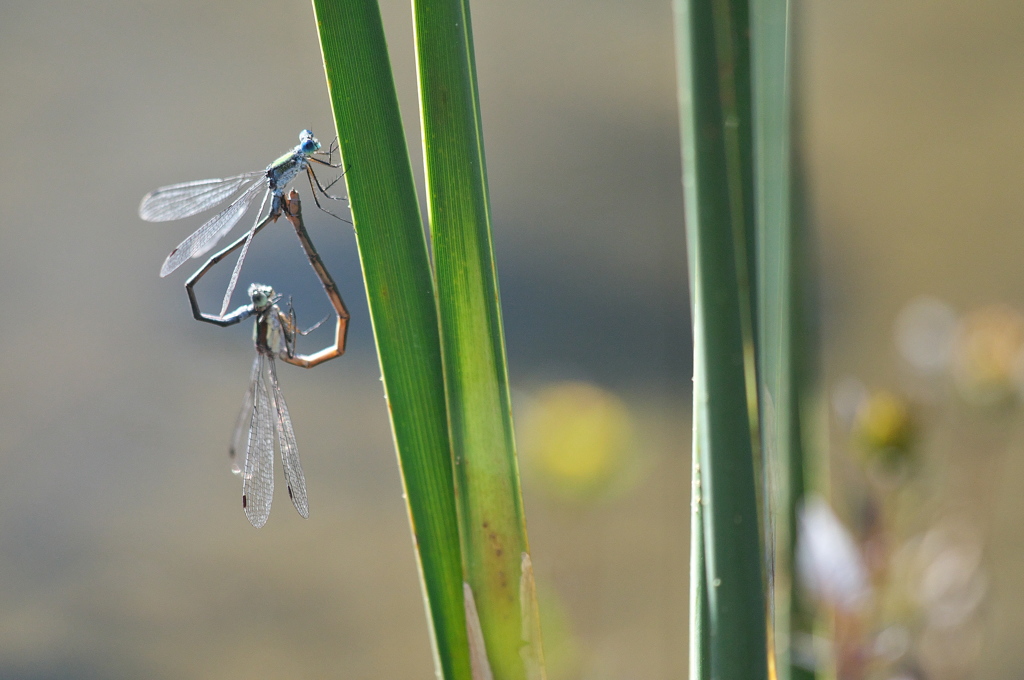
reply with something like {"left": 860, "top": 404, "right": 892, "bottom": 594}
{"left": 298, "top": 129, "right": 320, "bottom": 154}
{"left": 248, "top": 283, "right": 274, "bottom": 307}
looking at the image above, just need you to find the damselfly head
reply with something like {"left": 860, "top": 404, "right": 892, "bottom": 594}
{"left": 298, "top": 129, "right": 320, "bottom": 155}
{"left": 248, "top": 283, "right": 276, "bottom": 311}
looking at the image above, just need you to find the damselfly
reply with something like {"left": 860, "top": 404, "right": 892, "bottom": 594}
{"left": 189, "top": 191, "right": 350, "bottom": 527}
{"left": 139, "top": 129, "right": 346, "bottom": 317}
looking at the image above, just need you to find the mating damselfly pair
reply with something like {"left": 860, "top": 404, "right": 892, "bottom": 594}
{"left": 140, "top": 132, "right": 351, "bottom": 528}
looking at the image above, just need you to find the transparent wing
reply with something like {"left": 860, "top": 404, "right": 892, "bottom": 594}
{"left": 268, "top": 356, "right": 309, "bottom": 518}
{"left": 229, "top": 357, "right": 260, "bottom": 474}
{"left": 160, "top": 180, "right": 267, "bottom": 277}
{"left": 242, "top": 353, "right": 275, "bottom": 528}
{"left": 139, "top": 172, "right": 263, "bottom": 222}
{"left": 218, "top": 189, "right": 271, "bottom": 317}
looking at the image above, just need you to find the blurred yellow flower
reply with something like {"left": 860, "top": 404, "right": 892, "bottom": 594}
{"left": 953, "top": 303, "right": 1024, "bottom": 406}
{"left": 518, "top": 381, "right": 636, "bottom": 502}
{"left": 853, "top": 390, "right": 914, "bottom": 469}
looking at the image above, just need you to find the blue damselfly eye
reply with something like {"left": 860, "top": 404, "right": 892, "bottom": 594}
{"left": 298, "top": 130, "right": 320, "bottom": 154}
{"left": 140, "top": 127, "right": 347, "bottom": 314}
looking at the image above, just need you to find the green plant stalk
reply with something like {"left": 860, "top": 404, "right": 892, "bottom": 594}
{"left": 689, "top": 417, "right": 710, "bottom": 680}
{"left": 675, "top": 0, "right": 768, "bottom": 677}
{"left": 311, "top": 2, "right": 471, "bottom": 679}
{"left": 751, "top": 1, "right": 819, "bottom": 675}
{"left": 411, "top": 0, "right": 541, "bottom": 677}
{"left": 686, "top": 56, "right": 711, "bottom": 680}
{"left": 750, "top": 0, "right": 801, "bottom": 678}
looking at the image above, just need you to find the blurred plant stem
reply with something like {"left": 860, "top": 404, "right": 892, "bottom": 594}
{"left": 689, "top": 441, "right": 711, "bottom": 680}
{"left": 675, "top": 0, "right": 769, "bottom": 678}
{"left": 750, "top": 0, "right": 818, "bottom": 678}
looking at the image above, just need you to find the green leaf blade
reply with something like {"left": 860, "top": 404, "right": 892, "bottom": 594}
{"left": 749, "top": 2, "right": 807, "bottom": 679}
{"left": 674, "top": 0, "right": 769, "bottom": 677}
{"left": 412, "top": 0, "right": 543, "bottom": 678}
{"left": 312, "top": 2, "right": 471, "bottom": 679}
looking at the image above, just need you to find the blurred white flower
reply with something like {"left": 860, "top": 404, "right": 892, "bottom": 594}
{"left": 895, "top": 296, "right": 957, "bottom": 375}
{"left": 832, "top": 376, "right": 868, "bottom": 430}
{"left": 797, "top": 496, "right": 870, "bottom": 612}
{"left": 874, "top": 624, "right": 911, "bottom": 662}
{"left": 915, "top": 522, "right": 987, "bottom": 630}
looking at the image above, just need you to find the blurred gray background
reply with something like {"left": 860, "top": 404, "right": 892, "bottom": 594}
{"left": 0, "top": 0, "right": 687, "bottom": 678}
{"left": 2, "top": 0, "right": 1024, "bottom": 678}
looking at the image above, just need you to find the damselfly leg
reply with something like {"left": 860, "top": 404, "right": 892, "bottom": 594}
{"left": 186, "top": 190, "right": 350, "bottom": 365}
{"left": 185, "top": 191, "right": 350, "bottom": 527}
{"left": 140, "top": 130, "right": 350, "bottom": 316}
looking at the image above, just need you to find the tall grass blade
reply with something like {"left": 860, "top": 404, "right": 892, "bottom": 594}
{"left": 674, "top": 0, "right": 769, "bottom": 677}
{"left": 689, "top": 435, "right": 710, "bottom": 680}
{"left": 311, "top": 2, "right": 472, "bottom": 678}
{"left": 750, "top": 0, "right": 795, "bottom": 678}
{"left": 411, "top": 0, "right": 543, "bottom": 677}
{"left": 751, "top": 2, "right": 817, "bottom": 678}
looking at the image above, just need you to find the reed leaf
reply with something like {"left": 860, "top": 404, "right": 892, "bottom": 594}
{"left": 674, "top": 0, "right": 769, "bottom": 678}
{"left": 412, "top": 0, "right": 544, "bottom": 677}
{"left": 751, "top": 2, "right": 817, "bottom": 678}
{"left": 312, "top": 2, "right": 472, "bottom": 678}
